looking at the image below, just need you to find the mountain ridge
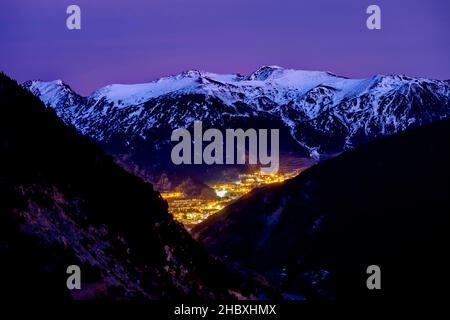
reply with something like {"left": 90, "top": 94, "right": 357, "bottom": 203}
{"left": 24, "top": 66, "right": 450, "bottom": 153}
{"left": 23, "top": 66, "right": 450, "bottom": 187}
{"left": 192, "top": 117, "right": 450, "bottom": 302}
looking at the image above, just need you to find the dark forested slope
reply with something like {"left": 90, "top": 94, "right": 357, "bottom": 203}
{"left": 0, "top": 73, "right": 266, "bottom": 301}
{"left": 194, "top": 117, "right": 450, "bottom": 302}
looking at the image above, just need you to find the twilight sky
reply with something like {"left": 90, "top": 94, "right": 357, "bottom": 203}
{"left": 1, "top": 0, "right": 449, "bottom": 95}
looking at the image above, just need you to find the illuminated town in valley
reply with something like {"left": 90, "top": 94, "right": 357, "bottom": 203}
{"left": 161, "top": 170, "right": 301, "bottom": 227}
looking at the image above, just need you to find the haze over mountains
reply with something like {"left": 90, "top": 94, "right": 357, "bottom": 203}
{"left": 24, "top": 66, "right": 450, "bottom": 188}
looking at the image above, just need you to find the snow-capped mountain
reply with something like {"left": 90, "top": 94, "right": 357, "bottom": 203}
{"left": 24, "top": 66, "right": 450, "bottom": 186}
{"left": 24, "top": 66, "right": 450, "bottom": 156}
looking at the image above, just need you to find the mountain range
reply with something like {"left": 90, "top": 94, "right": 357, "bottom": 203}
{"left": 2, "top": 66, "right": 450, "bottom": 303}
{"left": 24, "top": 66, "right": 450, "bottom": 188}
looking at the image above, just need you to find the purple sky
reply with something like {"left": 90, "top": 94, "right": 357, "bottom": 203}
{"left": 1, "top": 0, "right": 449, "bottom": 95}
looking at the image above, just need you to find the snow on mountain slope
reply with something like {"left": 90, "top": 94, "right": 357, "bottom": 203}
{"left": 24, "top": 66, "right": 450, "bottom": 157}
{"left": 25, "top": 66, "right": 365, "bottom": 111}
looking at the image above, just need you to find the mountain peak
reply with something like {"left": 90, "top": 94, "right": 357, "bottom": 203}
{"left": 180, "top": 69, "right": 205, "bottom": 78}
{"left": 22, "top": 79, "right": 82, "bottom": 111}
{"left": 52, "top": 79, "right": 65, "bottom": 86}
{"left": 23, "top": 79, "right": 74, "bottom": 92}
{"left": 248, "top": 65, "right": 285, "bottom": 81}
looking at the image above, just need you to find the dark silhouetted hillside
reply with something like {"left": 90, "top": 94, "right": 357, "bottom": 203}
{"left": 0, "top": 73, "right": 271, "bottom": 301}
{"left": 194, "top": 117, "right": 450, "bottom": 302}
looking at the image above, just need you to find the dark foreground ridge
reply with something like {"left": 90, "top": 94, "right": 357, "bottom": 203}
{"left": 0, "top": 73, "right": 273, "bottom": 301}
{"left": 194, "top": 116, "right": 450, "bottom": 302}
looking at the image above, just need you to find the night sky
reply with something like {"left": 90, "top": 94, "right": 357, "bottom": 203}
{"left": 1, "top": 0, "right": 449, "bottom": 95}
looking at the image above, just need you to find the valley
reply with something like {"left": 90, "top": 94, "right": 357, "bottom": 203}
{"left": 13, "top": 67, "right": 450, "bottom": 301}
{"left": 162, "top": 168, "right": 302, "bottom": 227}
{"left": 1, "top": 65, "right": 449, "bottom": 302}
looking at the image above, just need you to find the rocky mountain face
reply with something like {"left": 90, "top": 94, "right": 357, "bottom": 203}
{"left": 193, "top": 118, "right": 450, "bottom": 302}
{"left": 24, "top": 66, "right": 450, "bottom": 186}
{"left": 0, "top": 73, "right": 273, "bottom": 301}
